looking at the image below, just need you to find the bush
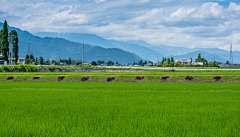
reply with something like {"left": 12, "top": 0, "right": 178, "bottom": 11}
{"left": 0, "top": 66, "right": 3, "bottom": 72}
{"left": 2, "top": 65, "right": 13, "bottom": 72}
{"left": 13, "top": 65, "right": 22, "bottom": 72}
{"left": 28, "top": 65, "right": 39, "bottom": 72}
{"left": 19, "top": 64, "right": 30, "bottom": 72}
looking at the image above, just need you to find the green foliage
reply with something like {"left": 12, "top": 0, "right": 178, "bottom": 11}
{"left": 195, "top": 53, "right": 208, "bottom": 63}
{"left": 2, "top": 65, "right": 13, "bottom": 72}
{"left": 9, "top": 30, "right": 19, "bottom": 64}
{"left": 25, "top": 54, "right": 30, "bottom": 64}
{"left": 167, "top": 58, "right": 170, "bottom": 64}
{"left": 1, "top": 20, "right": 9, "bottom": 61}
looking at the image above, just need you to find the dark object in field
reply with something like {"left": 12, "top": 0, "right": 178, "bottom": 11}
{"left": 214, "top": 76, "right": 222, "bottom": 81}
{"left": 6, "top": 76, "right": 14, "bottom": 80}
{"left": 185, "top": 76, "right": 194, "bottom": 81}
{"left": 33, "top": 76, "right": 40, "bottom": 80}
{"left": 161, "top": 76, "right": 170, "bottom": 80}
{"left": 58, "top": 76, "right": 66, "bottom": 81}
{"left": 81, "top": 76, "right": 91, "bottom": 82}
{"left": 107, "top": 76, "right": 116, "bottom": 82}
{"left": 135, "top": 75, "right": 145, "bottom": 81}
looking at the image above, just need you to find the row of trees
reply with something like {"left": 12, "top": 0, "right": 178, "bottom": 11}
{"left": 0, "top": 20, "right": 19, "bottom": 64}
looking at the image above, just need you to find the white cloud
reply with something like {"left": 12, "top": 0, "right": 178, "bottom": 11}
{"left": 1, "top": 0, "right": 240, "bottom": 50}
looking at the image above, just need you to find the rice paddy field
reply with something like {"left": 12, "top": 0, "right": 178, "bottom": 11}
{"left": 1, "top": 71, "right": 240, "bottom": 82}
{"left": 0, "top": 82, "right": 239, "bottom": 136}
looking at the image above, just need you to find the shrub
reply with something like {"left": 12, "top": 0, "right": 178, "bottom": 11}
{"left": 19, "top": 64, "right": 30, "bottom": 72}
{"left": 29, "top": 65, "right": 39, "bottom": 72}
{"left": 2, "top": 65, "right": 13, "bottom": 72}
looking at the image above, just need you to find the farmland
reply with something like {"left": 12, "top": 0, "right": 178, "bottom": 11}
{"left": 1, "top": 71, "right": 240, "bottom": 82}
{"left": 0, "top": 82, "right": 239, "bottom": 136}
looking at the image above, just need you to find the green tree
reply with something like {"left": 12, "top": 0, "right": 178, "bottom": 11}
{"left": 116, "top": 61, "right": 119, "bottom": 65}
{"left": 139, "top": 60, "right": 143, "bottom": 66}
{"left": 1, "top": 20, "right": 9, "bottom": 61}
{"left": 107, "top": 60, "right": 114, "bottom": 66}
{"left": 170, "top": 57, "right": 174, "bottom": 63}
{"left": 25, "top": 54, "right": 30, "bottom": 64}
{"left": 39, "top": 56, "right": 44, "bottom": 64}
{"left": 162, "top": 57, "right": 164, "bottom": 63}
{"left": 30, "top": 54, "right": 35, "bottom": 62}
{"left": 143, "top": 61, "right": 147, "bottom": 65}
{"left": 69, "top": 57, "right": 71, "bottom": 65}
{"left": 195, "top": 53, "right": 207, "bottom": 63}
{"left": 164, "top": 57, "right": 167, "bottom": 61}
{"left": 226, "top": 60, "right": 229, "bottom": 65}
{"left": 167, "top": 58, "right": 170, "bottom": 64}
{"left": 9, "top": 30, "right": 19, "bottom": 64}
{"left": 174, "top": 62, "right": 180, "bottom": 67}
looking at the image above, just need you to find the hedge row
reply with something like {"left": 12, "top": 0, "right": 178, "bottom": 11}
{"left": 0, "top": 65, "right": 39, "bottom": 72}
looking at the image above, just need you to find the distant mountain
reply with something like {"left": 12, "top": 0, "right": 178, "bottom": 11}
{"left": 108, "top": 40, "right": 163, "bottom": 62}
{"left": 0, "top": 23, "right": 142, "bottom": 63}
{"left": 170, "top": 51, "right": 226, "bottom": 63}
{"left": 35, "top": 32, "right": 163, "bottom": 62}
{"left": 35, "top": 32, "right": 116, "bottom": 49}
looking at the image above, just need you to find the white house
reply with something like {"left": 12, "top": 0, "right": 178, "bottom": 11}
{"left": 0, "top": 54, "right": 7, "bottom": 65}
{"left": 176, "top": 59, "right": 192, "bottom": 65}
{"left": 18, "top": 57, "right": 25, "bottom": 64}
{"left": 176, "top": 59, "right": 204, "bottom": 66}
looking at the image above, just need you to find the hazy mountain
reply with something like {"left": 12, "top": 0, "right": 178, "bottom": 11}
{"left": 170, "top": 51, "right": 226, "bottom": 63}
{"left": 108, "top": 40, "right": 163, "bottom": 62}
{"left": 35, "top": 32, "right": 116, "bottom": 49}
{"left": 0, "top": 23, "right": 142, "bottom": 63}
{"left": 35, "top": 32, "right": 163, "bottom": 62}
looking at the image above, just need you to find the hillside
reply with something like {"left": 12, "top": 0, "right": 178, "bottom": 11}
{"left": 35, "top": 32, "right": 163, "bottom": 62}
{"left": 0, "top": 23, "right": 142, "bottom": 63}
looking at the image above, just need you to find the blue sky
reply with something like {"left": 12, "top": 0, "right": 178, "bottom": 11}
{"left": 1, "top": 0, "right": 240, "bottom": 50}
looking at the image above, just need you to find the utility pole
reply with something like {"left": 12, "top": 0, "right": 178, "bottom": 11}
{"left": 230, "top": 44, "right": 233, "bottom": 65}
{"left": 8, "top": 35, "right": 13, "bottom": 66}
{"left": 28, "top": 43, "right": 30, "bottom": 55}
{"left": 123, "top": 54, "right": 124, "bottom": 67}
{"left": 82, "top": 43, "right": 84, "bottom": 68}
{"left": 157, "top": 54, "right": 158, "bottom": 64}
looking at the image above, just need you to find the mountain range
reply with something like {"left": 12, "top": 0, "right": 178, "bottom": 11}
{"left": 35, "top": 32, "right": 240, "bottom": 63}
{"left": 0, "top": 23, "right": 142, "bottom": 63}
{"left": 1, "top": 22, "right": 239, "bottom": 63}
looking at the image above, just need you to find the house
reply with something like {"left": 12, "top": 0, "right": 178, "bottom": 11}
{"left": 176, "top": 59, "right": 204, "bottom": 66}
{"left": 176, "top": 59, "right": 192, "bottom": 65}
{"left": 231, "top": 64, "right": 239, "bottom": 66}
{"left": 144, "top": 63, "right": 152, "bottom": 66}
{"left": 0, "top": 54, "right": 7, "bottom": 65}
{"left": 153, "top": 63, "right": 159, "bottom": 66}
{"left": 192, "top": 62, "right": 204, "bottom": 65}
{"left": 218, "top": 63, "right": 229, "bottom": 67}
{"left": 18, "top": 57, "right": 25, "bottom": 64}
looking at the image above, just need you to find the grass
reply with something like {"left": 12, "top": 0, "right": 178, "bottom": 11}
{"left": 1, "top": 71, "right": 240, "bottom": 82}
{"left": 0, "top": 82, "right": 239, "bottom": 136}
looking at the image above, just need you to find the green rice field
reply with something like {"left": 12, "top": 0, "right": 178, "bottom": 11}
{"left": 0, "top": 82, "right": 239, "bottom": 136}
{"left": 1, "top": 71, "right": 240, "bottom": 82}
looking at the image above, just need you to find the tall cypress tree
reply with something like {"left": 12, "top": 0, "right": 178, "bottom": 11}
{"left": 9, "top": 30, "right": 19, "bottom": 64}
{"left": 1, "top": 20, "right": 9, "bottom": 61}
{"left": 0, "top": 29, "right": 2, "bottom": 54}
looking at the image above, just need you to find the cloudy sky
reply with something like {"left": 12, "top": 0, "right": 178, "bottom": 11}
{"left": 1, "top": 0, "right": 240, "bottom": 50}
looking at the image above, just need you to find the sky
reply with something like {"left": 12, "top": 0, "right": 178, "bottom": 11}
{"left": 1, "top": 0, "right": 240, "bottom": 51}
